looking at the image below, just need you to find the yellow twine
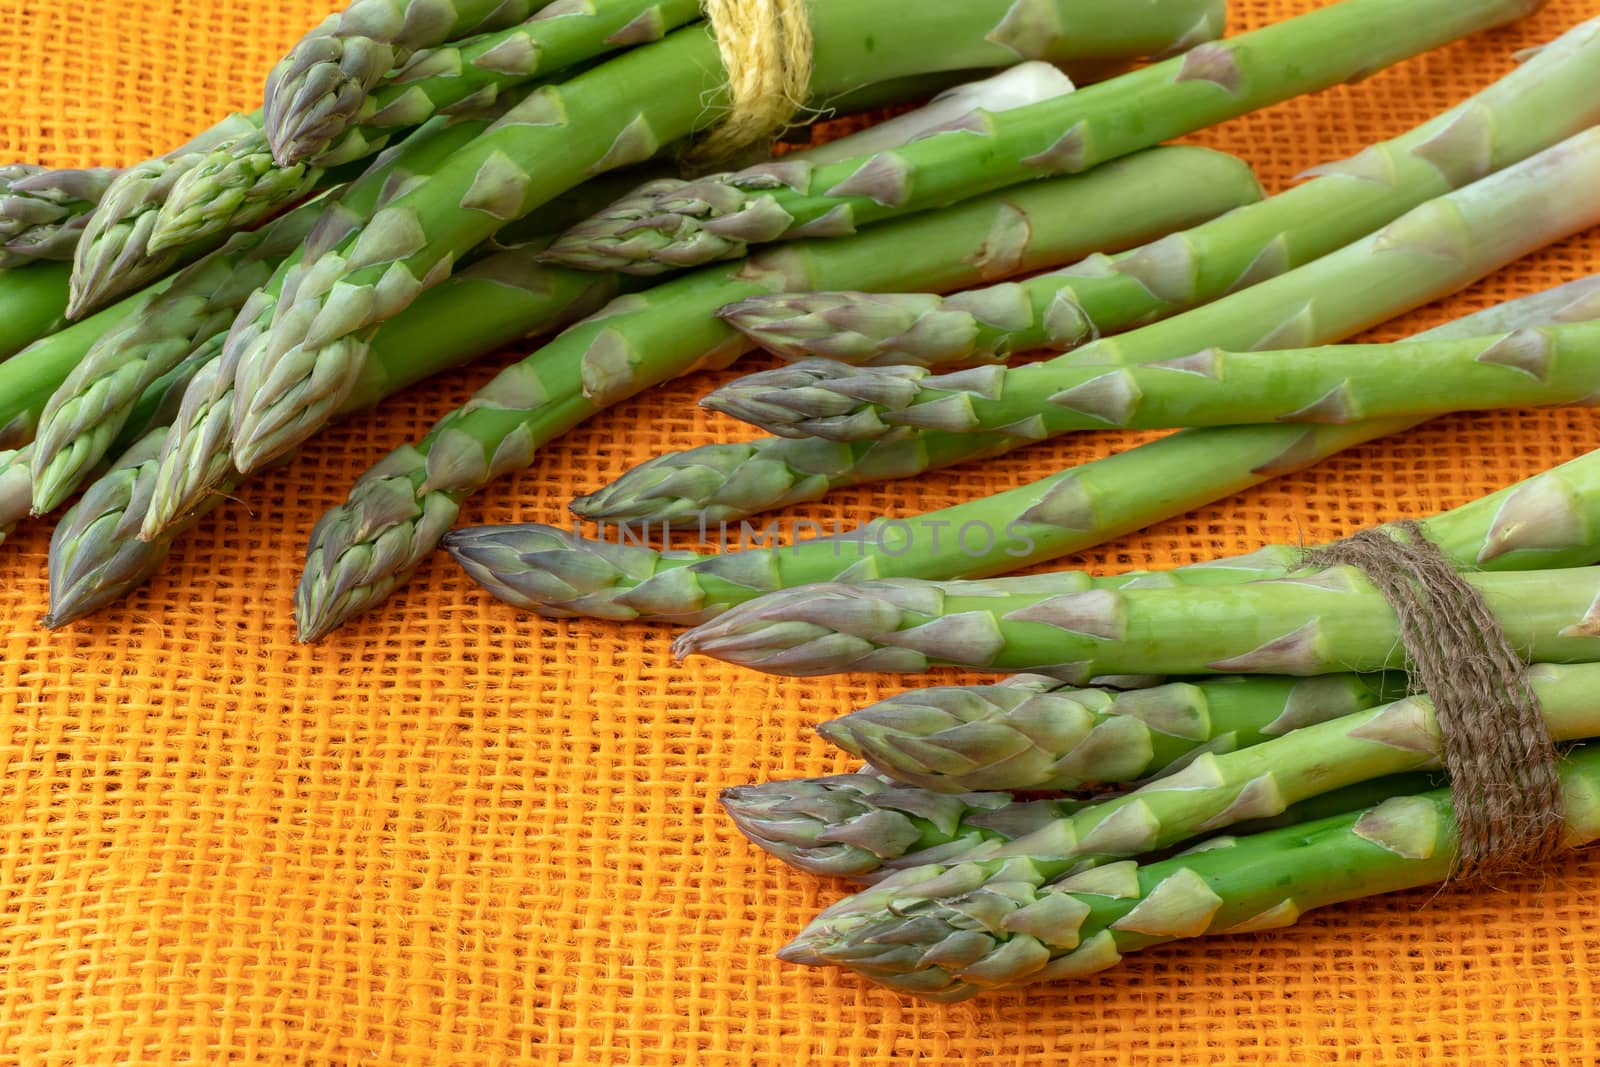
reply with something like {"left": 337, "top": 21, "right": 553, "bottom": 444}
{"left": 699, "top": 0, "right": 815, "bottom": 161}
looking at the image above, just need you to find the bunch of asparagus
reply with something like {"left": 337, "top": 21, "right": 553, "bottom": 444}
{"left": 6, "top": 0, "right": 1600, "bottom": 1002}
{"left": 3, "top": 0, "right": 1269, "bottom": 618}
{"left": 427, "top": 6, "right": 1600, "bottom": 999}
{"left": 0, "top": 0, "right": 1580, "bottom": 634}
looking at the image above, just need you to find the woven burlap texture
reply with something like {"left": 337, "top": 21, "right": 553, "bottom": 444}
{"left": 1, "top": 1, "right": 1598, "bottom": 1063}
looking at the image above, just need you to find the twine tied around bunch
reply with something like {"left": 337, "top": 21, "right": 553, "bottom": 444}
{"left": 699, "top": 0, "right": 815, "bottom": 162}
{"left": 1304, "top": 520, "right": 1566, "bottom": 882}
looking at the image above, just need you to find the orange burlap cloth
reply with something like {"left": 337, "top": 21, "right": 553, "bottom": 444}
{"left": 1, "top": 1, "right": 1599, "bottom": 1063}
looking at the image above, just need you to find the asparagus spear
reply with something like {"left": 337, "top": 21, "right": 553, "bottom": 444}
{"left": 450, "top": 276, "right": 1600, "bottom": 626}
{"left": 704, "top": 322, "right": 1600, "bottom": 443}
{"left": 672, "top": 564, "right": 1600, "bottom": 678}
{"left": 542, "top": 0, "right": 1543, "bottom": 274}
{"left": 725, "top": 769, "right": 1441, "bottom": 882}
{"left": 711, "top": 16, "right": 1600, "bottom": 370}
{"left": 782, "top": 743, "right": 1600, "bottom": 1001}
{"left": 292, "top": 146, "right": 1263, "bottom": 640}
{"left": 723, "top": 773, "right": 1087, "bottom": 880}
{"left": 0, "top": 165, "right": 120, "bottom": 267}
{"left": 819, "top": 673, "right": 1407, "bottom": 794}
{"left": 28, "top": 198, "right": 330, "bottom": 516}
{"left": 66, "top": 111, "right": 264, "bottom": 318}
{"left": 149, "top": 0, "right": 705, "bottom": 257}
{"left": 263, "top": 0, "right": 547, "bottom": 166}
{"left": 41, "top": 241, "right": 623, "bottom": 626}
{"left": 228, "top": 0, "right": 1227, "bottom": 479}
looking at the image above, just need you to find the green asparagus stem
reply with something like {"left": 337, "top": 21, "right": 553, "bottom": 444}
{"left": 228, "top": 0, "right": 1231, "bottom": 478}
{"left": 0, "top": 262, "right": 72, "bottom": 364}
{"left": 710, "top": 16, "right": 1600, "bottom": 369}
{"left": 292, "top": 146, "right": 1262, "bottom": 640}
{"left": 263, "top": 0, "right": 547, "bottom": 166}
{"left": 542, "top": 0, "right": 1542, "bottom": 274}
{"left": 572, "top": 331, "right": 1595, "bottom": 531}
{"left": 725, "top": 769, "right": 1441, "bottom": 882}
{"left": 819, "top": 673, "right": 1408, "bottom": 794}
{"left": 67, "top": 112, "right": 270, "bottom": 318}
{"left": 0, "top": 165, "right": 120, "bottom": 267}
{"left": 452, "top": 277, "right": 1600, "bottom": 626}
{"left": 42, "top": 242, "right": 622, "bottom": 626}
{"left": 672, "top": 564, "right": 1600, "bottom": 678}
{"left": 150, "top": 0, "right": 705, "bottom": 257}
{"left": 28, "top": 199, "right": 330, "bottom": 516}
{"left": 782, "top": 743, "right": 1600, "bottom": 1001}
{"left": 704, "top": 322, "right": 1600, "bottom": 443}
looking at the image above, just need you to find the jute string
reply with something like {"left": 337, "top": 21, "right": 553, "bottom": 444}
{"left": 700, "top": 0, "right": 814, "bottom": 161}
{"left": 1305, "top": 520, "right": 1565, "bottom": 882}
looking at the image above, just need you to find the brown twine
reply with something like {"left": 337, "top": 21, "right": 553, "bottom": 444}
{"left": 1304, "top": 520, "right": 1565, "bottom": 882}
{"left": 699, "top": 0, "right": 814, "bottom": 162}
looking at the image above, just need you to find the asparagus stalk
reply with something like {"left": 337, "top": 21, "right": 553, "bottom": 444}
{"left": 542, "top": 0, "right": 1543, "bottom": 274}
{"left": 291, "top": 146, "right": 1262, "bottom": 640}
{"left": 227, "top": 0, "right": 1228, "bottom": 480}
{"left": 819, "top": 672, "right": 1407, "bottom": 794}
{"left": 28, "top": 198, "right": 331, "bottom": 515}
{"left": 149, "top": 0, "right": 705, "bottom": 257}
{"left": 673, "top": 564, "right": 1600, "bottom": 678}
{"left": 782, "top": 743, "right": 1600, "bottom": 1001}
{"left": 704, "top": 322, "right": 1600, "bottom": 443}
{"left": 0, "top": 165, "right": 120, "bottom": 267}
{"left": 712, "top": 16, "right": 1600, "bottom": 369}
{"left": 725, "top": 769, "right": 1441, "bottom": 882}
{"left": 66, "top": 111, "right": 264, "bottom": 318}
{"left": 449, "top": 274, "right": 1600, "bottom": 627}
{"left": 263, "top": 0, "right": 547, "bottom": 166}
{"left": 41, "top": 242, "right": 623, "bottom": 626}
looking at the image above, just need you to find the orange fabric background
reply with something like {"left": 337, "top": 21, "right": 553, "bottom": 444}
{"left": 1, "top": 0, "right": 1599, "bottom": 1063}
